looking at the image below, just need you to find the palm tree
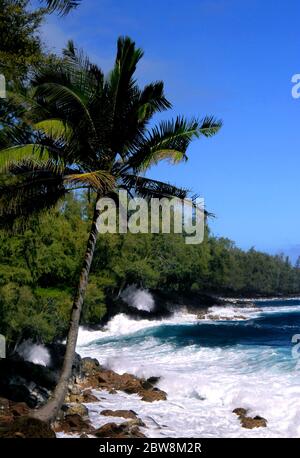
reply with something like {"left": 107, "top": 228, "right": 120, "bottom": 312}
{"left": 0, "top": 37, "right": 222, "bottom": 423}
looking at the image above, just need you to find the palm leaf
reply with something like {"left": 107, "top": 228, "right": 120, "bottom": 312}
{"left": 0, "top": 161, "right": 68, "bottom": 231}
{"left": 43, "top": 0, "right": 81, "bottom": 16}
{"left": 137, "top": 81, "right": 172, "bottom": 122}
{"left": 33, "top": 82, "right": 95, "bottom": 130}
{"left": 34, "top": 119, "right": 72, "bottom": 141}
{"left": 0, "top": 144, "right": 49, "bottom": 173}
{"left": 122, "top": 174, "right": 189, "bottom": 199}
{"left": 125, "top": 116, "right": 222, "bottom": 171}
{"left": 64, "top": 170, "right": 115, "bottom": 192}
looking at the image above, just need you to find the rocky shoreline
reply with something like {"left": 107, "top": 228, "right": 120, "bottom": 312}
{"left": 101, "top": 291, "right": 262, "bottom": 325}
{"left": 0, "top": 355, "right": 167, "bottom": 438}
{"left": 0, "top": 353, "right": 269, "bottom": 438}
{"left": 0, "top": 295, "right": 272, "bottom": 439}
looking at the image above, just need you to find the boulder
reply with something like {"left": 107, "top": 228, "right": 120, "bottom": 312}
{"left": 68, "top": 392, "right": 99, "bottom": 404}
{"left": 54, "top": 414, "right": 93, "bottom": 434}
{"left": 70, "top": 385, "right": 81, "bottom": 396}
{"left": 146, "top": 376, "right": 160, "bottom": 386}
{"left": 62, "top": 403, "right": 88, "bottom": 418}
{"left": 233, "top": 407, "right": 247, "bottom": 417}
{"left": 80, "top": 358, "right": 101, "bottom": 377}
{"left": 79, "top": 364, "right": 167, "bottom": 402}
{"left": 46, "top": 343, "right": 81, "bottom": 379}
{"left": 233, "top": 408, "right": 267, "bottom": 429}
{"left": 0, "top": 399, "right": 30, "bottom": 427}
{"left": 100, "top": 409, "right": 138, "bottom": 420}
{"left": 125, "top": 418, "right": 146, "bottom": 428}
{"left": 240, "top": 415, "right": 267, "bottom": 429}
{"left": 81, "top": 390, "right": 99, "bottom": 403}
{"left": 0, "top": 358, "right": 54, "bottom": 407}
{"left": 0, "top": 344, "right": 82, "bottom": 409}
{"left": 0, "top": 417, "right": 56, "bottom": 438}
{"left": 94, "top": 421, "right": 146, "bottom": 438}
{"left": 140, "top": 388, "right": 167, "bottom": 402}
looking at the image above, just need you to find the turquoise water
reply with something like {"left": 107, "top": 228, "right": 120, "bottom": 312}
{"left": 78, "top": 299, "right": 300, "bottom": 437}
{"left": 88, "top": 299, "right": 300, "bottom": 366}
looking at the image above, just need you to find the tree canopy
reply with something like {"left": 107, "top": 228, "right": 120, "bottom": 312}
{"left": 0, "top": 192, "right": 299, "bottom": 351}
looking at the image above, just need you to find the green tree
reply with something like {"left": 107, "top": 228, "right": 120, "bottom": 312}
{"left": 0, "top": 193, "right": 90, "bottom": 349}
{"left": 0, "top": 37, "right": 222, "bottom": 421}
{"left": 0, "top": 0, "right": 81, "bottom": 83}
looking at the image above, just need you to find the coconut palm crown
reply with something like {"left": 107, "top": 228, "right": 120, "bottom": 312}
{"left": 0, "top": 37, "right": 221, "bottom": 229}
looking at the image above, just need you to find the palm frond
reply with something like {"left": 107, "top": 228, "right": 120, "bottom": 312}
{"left": 0, "top": 144, "right": 50, "bottom": 173}
{"left": 197, "top": 116, "right": 223, "bottom": 137}
{"left": 62, "top": 40, "right": 102, "bottom": 82}
{"left": 137, "top": 81, "right": 172, "bottom": 122}
{"left": 0, "top": 161, "right": 68, "bottom": 232}
{"left": 31, "top": 58, "right": 103, "bottom": 163}
{"left": 43, "top": 0, "right": 81, "bottom": 16}
{"left": 125, "top": 116, "right": 222, "bottom": 171}
{"left": 34, "top": 119, "right": 72, "bottom": 141}
{"left": 33, "top": 82, "right": 95, "bottom": 129}
{"left": 122, "top": 174, "right": 189, "bottom": 199}
{"left": 0, "top": 120, "right": 74, "bottom": 172}
{"left": 111, "top": 37, "right": 144, "bottom": 88}
{"left": 108, "top": 37, "right": 144, "bottom": 154}
{"left": 64, "top": 170, "right": 115, "bottom": 192}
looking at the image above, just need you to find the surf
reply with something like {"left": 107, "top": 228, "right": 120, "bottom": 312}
{"left": 76, "top": 298, "right": 300, "bottom": 437}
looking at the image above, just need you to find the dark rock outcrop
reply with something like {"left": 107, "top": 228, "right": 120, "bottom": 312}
{"left": 101, "top": 290, "right": 221, "bottom": 325}
{"left": 0, "top": 417, "right": 56, "bottom": 438}
{"left": 46, "top": 343, "right": 81, "bottom": 378}
{"left": 0, "top": 358, "right": 54, "bottom": 407}
{"left": 79, "top": 357, "right": 167, "bottom": 402}
{"left": 0, "top": 352, "right": 163, "bottom": 438}
{"left": 62, "top": 403, "right": 88, "bottom": 418}
{"left": 65, "top": 389, "right": 99, "bottom": 404}
{"left": 0, "top": 344, "right": 82, "bottom": 408}
{"left": 53, "top": 414, "right": 93, "bottom": 435}
{"left": 94, "top": 421, "right": 145, "bottom": 438}
{"left": 100, "top": 409, "right": 138, "bottom": 420}
{"left": 233, "top": 408, "right": 267, "bottom": 429}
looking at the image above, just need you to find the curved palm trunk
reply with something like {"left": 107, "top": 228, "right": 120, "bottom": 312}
{"left": 33, "top": 197, "right": 101, "bottom": 423}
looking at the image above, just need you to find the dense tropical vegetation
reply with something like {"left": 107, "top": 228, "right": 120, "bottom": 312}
{"left": 1, "top": 192, "right": 299, "bottom": 352}
{"left": 1, "top": 0, "right": 300, "bottom": 426}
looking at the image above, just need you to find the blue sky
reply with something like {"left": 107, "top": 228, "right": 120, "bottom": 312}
{"left": 40, "top": 0, "right": 300, "bottom": 259}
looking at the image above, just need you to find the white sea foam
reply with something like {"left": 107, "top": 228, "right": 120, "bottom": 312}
{"left": 17, "top": 341, "right": 51, "bottom": 367}
{"left": 77, "top": 312, "right": 197, "bottom": 347}
{"left": 256, "top": 304, "right": 300, "bottom": 314}
{"left": 203, "top": 303, "right": 300, "bottom": 321}
{"left": 121, "top": 285, "right": 155, "bottom": 312}
{"left": 203, "top": 305, "right": 259, "bottom": 321}
{"left": 76, "top": 307, "right": 300, "bottom": 438}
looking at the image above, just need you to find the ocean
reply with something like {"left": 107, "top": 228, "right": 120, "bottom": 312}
{"left": 76, "top": 299, "right": 300, "bottom": 438}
